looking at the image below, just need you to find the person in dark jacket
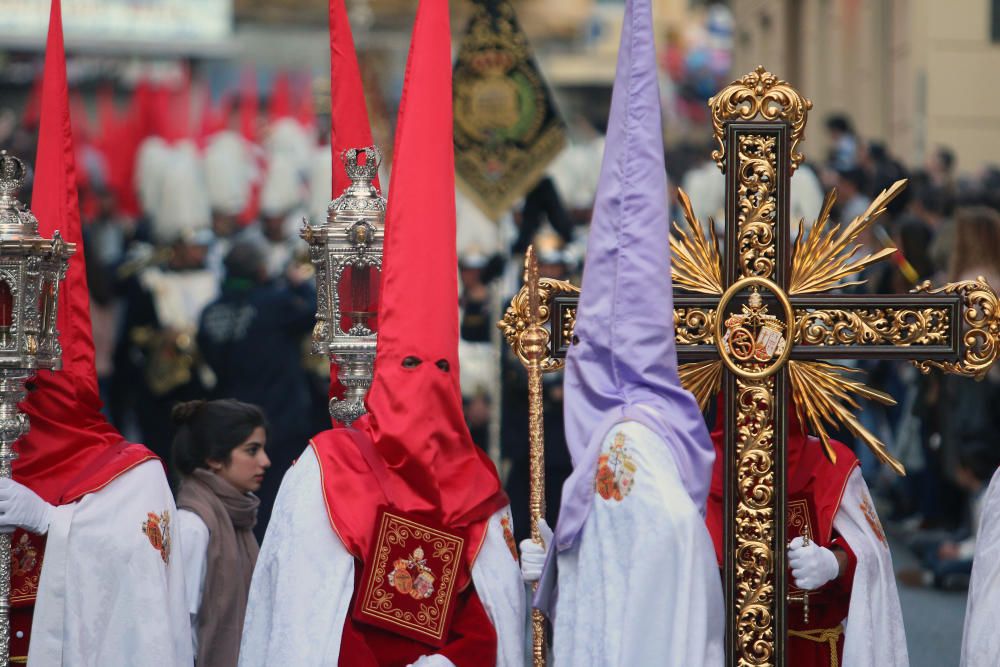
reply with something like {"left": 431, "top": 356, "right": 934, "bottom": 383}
{"left": 197, "top": 240, "right": 317, "bottom": 538}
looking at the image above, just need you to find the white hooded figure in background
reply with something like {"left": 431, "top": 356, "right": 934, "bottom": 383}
{"left": 203, "top": 129, "right": 255, "bottom": 280}
{"left": 252, "top": 152, "right": 308, "bottom": 279}
{"left": 140, "top": 140, "right": 219, "bottom": 346}
{"left": 265, "top": 117, "right": 315, "bottom": 176}
{"left": 547, "top": 115, "right": 605, "bottom": 213}
{"left": 135, "top": 135, "right": 172, "bottom": 221}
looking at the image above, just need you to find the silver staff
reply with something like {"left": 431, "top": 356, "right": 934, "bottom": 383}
{"left": 0, "top": 152, "right": 74, "bottom": 667}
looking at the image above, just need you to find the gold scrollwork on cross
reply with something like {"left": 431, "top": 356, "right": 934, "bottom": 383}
{"left": 914, "top": 278, "right": 1000, "bottom": 380}
{"left": 709, "top": 65, "right": 812, "bottom": 174}
{"left": 734, "top": 377, "right": 777, "bottom": 666}
{"left": 675, "top": 307, "right": 717, "bottom": 345}
{"left": 736, "top": 134, "right": 779, "bottom": 279}
{"left": 794, "top": 307, "right": 952, "bottom": 347}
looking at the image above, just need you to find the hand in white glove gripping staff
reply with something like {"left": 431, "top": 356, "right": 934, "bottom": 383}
{"left": 406, "top": 654, "right": 456, "bottom": 667}
{"left": 788, "top": 536, "right": 840, "bottom": 591}
{"left": 0, "top": 478, "right": 54, "bottom": 535}
{"left": 519, "top": 518, "right": 553, "bottom": 583}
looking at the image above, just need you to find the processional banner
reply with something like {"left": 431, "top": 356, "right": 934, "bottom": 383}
{"left": 453, "top": 0, "right": 566, "bottom": 222}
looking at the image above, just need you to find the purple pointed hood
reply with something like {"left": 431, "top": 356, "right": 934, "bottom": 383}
{"left": 553, "top": 0, "right": 715, "bottom": 553}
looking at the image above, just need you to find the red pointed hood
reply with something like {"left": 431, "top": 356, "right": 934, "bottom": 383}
{"left": 16, "top": 0, "right": 156, "bottom": 506}
{"left": 329, "top": 0, "right": 378, "bottom": 197}
{"left": 239, "top": 68, "right": 259, "bottom": 143}
{"left": 269, "top": 72, "right": 293, "bottom": 122}
{"left": 295, "top": 74, "right": 316, "bottom": 131}
{"left": 326, "top": 0, "right": 380, "bottom": 406}
{"left": 196, "top": 82, "right": 225, "bottom": 147}
{"left": 313, "top": 0, "right": 506, "bottom": 581}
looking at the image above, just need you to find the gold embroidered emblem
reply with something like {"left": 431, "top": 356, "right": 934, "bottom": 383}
{"left": 356, "top": 511, "right": 464, "bottom": 646}
{"left": 595, "top": 432, "right": 638, "bottom": 502}
{"left": 388, "top": 547, "right": 437, "bottom": 600}
{"left": 721, "top": 289, "right": 787, "bottom": 364}
{"left": 860, "top": 498, "right": 887, "bottom": 547}
{"left": 10, "top": 533, "right": 38, "bottom": 579}
{"left": 500, "top": 514, "right": 518, "bottom": 561}
{"left": 142, "top": 510, "right": 172, "bottom": 564}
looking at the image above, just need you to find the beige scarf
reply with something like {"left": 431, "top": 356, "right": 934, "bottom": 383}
{"left": 176, "top": 468, "right": 260, "bottom": 667}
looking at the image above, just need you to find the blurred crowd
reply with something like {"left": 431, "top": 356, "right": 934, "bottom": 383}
{"left": 2, "top": 69, "right": 998, "bottom": 570}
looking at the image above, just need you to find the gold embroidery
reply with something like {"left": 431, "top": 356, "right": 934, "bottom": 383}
{"left": 595, "top": 431, "right": 638, "bottom": 502}
{"left": 10, "top": 532, "right": 42, "bottom": 602}
{"left": 142, "top": 510, "right": 172, "bottom": 564}
{"left": 500, "top": 514, "right": 518, "bottom": 561}
{"left": 860, "top": 497, "right": 887, "bottom": 547}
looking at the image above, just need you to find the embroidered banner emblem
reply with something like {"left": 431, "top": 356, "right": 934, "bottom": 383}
{"left": 453, "top": 0, "right": 565, "bottom": 220}
{"left": 142, "top": 510, "right": 172, "bottom": 564}
{"left": 595, "top": 431, "right": 637, "bottom": 502}
{"left": 354, "top": 510, "right": 464, "bottom": 647}
{"left": 860, "top": 497, "right": 888, "bottom": 547}
{"left": 500, "top": 513, "right": 518, "bottom": 561}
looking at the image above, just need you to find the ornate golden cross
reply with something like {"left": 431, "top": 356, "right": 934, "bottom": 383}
{"left": 500, "top": 65, "right": 1000, "bottom": 666}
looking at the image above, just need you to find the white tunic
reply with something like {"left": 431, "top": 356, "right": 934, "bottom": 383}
{"left": 835, "top": 468, "right": 909, "bottom": 667}
{"left": 239, "top": 446, "right": 526, "bottom": 666}
{"left": 552, "top": 420, "right": 725, "bottom": 667}
{"left": 961, "top": 467, "right": 1000, "bottom": 667}
{"left": 177, "top": 510, "right": 210, "bottom": 656}
{"left": 28, "top": 460, "right": 193, "bottom": 666}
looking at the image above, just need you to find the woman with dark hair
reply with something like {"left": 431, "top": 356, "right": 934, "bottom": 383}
{"left": 172, "top": 399, "right": 270, "bottom": 667}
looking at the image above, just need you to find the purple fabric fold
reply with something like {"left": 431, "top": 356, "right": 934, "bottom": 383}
{"left": 545, "top": 0, "right": 715, "bottom": 575}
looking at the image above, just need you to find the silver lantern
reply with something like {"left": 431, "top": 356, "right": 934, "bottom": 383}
{"left": 0, "top": 152, "right": 74, "bottom": 665}
{"left": 302, "top": 146, "right": 384, "bottom": 425}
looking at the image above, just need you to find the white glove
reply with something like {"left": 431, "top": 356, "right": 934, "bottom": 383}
{"left": 519, "top": 518, "right": 553, "bottom": 583}
{"left": 406, "top": 655, "right": 455, "bottom": 667}
{"left": 0, "top": 478, "right": 53, "bottom": 535}
{"left": 788, "top": 536, "right": 840, "bottom": 590}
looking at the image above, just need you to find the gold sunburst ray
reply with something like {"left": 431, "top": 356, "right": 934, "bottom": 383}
{"left": 679, "top": 360, "right": 723, "bottom": 412}
{"left": 670, "top": 188, "right": 723, "bottom": 295}
{"left": 789, "top": 179, "right": 908, "bottom": 295}
{"left": 788, "top": 360, "right": 904, "bottom": 475}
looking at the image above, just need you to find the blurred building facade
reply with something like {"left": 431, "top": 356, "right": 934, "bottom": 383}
{"left": 731, "top": 0, "right": 1000, "bottom": 172}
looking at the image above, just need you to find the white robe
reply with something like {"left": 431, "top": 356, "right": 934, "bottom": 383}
{"left": 239, "top": 446, "right": 526, "bottom": 666}
{"left": 177, "top": 510, "right": 210, "bottom": 656}
{"left": 960, "top": 467, "right": 1000, "bottom": 667}
{"left": 551, "top": 420, "right": 725, "bottom": 666}
{"left": 28, "top": 460, "right": 193, "bottom": 666}
{"left": 835, "top": 468, "right": 909, "bottom": 667}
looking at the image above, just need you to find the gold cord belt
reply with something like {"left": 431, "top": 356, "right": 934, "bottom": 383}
{"left": 788, "top": 625, "right": 844, "bottom": 667}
